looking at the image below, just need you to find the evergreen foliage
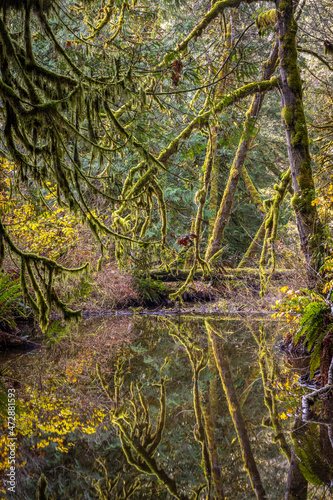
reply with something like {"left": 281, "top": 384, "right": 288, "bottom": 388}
{"left": 0, "top": 272, "right": 23, "bottom": 329}
{"left": 294, "top": 300, "right": 330, "bottom": 377}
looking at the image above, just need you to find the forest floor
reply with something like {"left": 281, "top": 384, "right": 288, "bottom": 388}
{"left": 1, "top": 259, "right": 306, "bottom": 349}
{"left": 1, "top": 244, "right": 308, "bottom": 348}
{"left": 63, "top": 261, "right": 307, "bottom": 317}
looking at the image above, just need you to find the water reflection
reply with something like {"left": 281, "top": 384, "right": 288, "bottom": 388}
{"left": 0, "top": 315, "right": 332, "bottom": 498}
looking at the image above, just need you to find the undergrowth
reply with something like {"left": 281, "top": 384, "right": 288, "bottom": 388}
{"left": 134, "top": 278, "right": 170, "bottom": 306}
{"left": 273, "top": 286, "right": 332, "bottom": 378}
{"left": 0, "top": 272, "right": 24, "bottom": 331}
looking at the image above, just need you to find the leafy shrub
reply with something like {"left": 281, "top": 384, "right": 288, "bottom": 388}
{"left": 294, "top": 301, "right": 330, "bottom": 377}
{"left": 0, "top": 272, "right": 23, "bottom": 330}
{"left": 135, "top": 278, "right": 170, "bottom": 306}
{"left": 273, "top": 286, "right": 331, "bottom": 377}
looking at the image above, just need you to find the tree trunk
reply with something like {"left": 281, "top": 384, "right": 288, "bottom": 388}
{"left": 202, "top": 345, "right": 225, "bottom": 499}
{"left": 205, "top": 41, "right": 278, "bottom": 262}
{"left": 285, "top": 419, "right": 308, "bottom": 500}
{"left": 209, "top": 12, "right": 235, "bottom": 239}
{"left": 208, "top": 124, "right": 221, "bottom": 238}
{"left": 276, "top": 0, "right": 324, "bottom": 285}
{"left": 206, "top": 321, "right": 267, "bottom": 500}
{"left": 259, "top": 169, "right": 291, "bottom": 295}
{"left": 285, "top": 447, "right": 308, "bottom": 500}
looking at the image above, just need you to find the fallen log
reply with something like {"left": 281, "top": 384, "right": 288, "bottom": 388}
{"left": 149, "top": 267, "right": 296, "bottom": 282}
{"left": 0, "top": 331, "right": 41, "bottom": 351}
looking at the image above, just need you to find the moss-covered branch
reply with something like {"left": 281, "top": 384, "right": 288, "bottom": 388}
{"left": 0, "top": 218, "right": 87, "bottom": 331}
{"left": 297, "top": 47, "right": 333, "bottom": 72}
{"left": 159, "top": 76, "right": 279, "bottom": 169}
{"left": 259, "top": 169, "right": 291, "bottom": 296}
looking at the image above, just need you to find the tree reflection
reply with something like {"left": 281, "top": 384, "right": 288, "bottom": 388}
{"left": 170, "top": 324, "right": 224, "bottom": 499}
{"left": 2, "top": 315, "right": 333, "bottom": 498}
{"left": 205, "top": 320, "right": 266, "bottom": 500}
{"left": 104, "top": 317, "right": 333, "bottom": 498}
{"left": 96, "top": 317, "right": 292, "bottom": 499}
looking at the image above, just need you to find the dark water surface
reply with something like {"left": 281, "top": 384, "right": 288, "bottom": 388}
{"left": 0, "top": 314, "right": 332, "bottom": 499}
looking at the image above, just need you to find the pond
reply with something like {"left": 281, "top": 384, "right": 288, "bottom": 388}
{"left": 0, "top": 314, "right": 332, "bottom": 499}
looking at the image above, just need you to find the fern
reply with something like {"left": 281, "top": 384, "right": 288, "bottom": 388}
{"left": 296, "top": 424, "right": 333, "bottom": 487}
{"left": 135, "top": 278, "right": 169, "bottom": 306}
{"left": 294, "top": 301, "right": 329, "bottom": 378}
{"left": 294, "top": 301, "right": 327, "bottom": 345}
{"left": 0, "top": 272, "right": 23, "bottom": 328}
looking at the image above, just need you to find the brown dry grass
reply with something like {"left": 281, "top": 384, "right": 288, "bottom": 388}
{"left": 88, "top": 263, "right": 139, "bottom": 309}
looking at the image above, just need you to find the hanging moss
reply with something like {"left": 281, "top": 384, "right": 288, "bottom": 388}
{"left": 256, "top": 9, "right": 276, "bottom": 34}
{"left": 151, "top": 177, "right": 167, "bottom": 245}
{"left": 170, "top": 133, "right": 213, "bottom": 301}
{"left": 0, "top": 220, "right": 88, "bottom": 332}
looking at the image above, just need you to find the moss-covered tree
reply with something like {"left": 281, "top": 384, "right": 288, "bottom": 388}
{"left": 276, "top": 0, "right": 324, "bottom": 285}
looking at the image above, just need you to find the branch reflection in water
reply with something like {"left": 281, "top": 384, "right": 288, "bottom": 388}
{"left": 1, "top": 314, "right": 333, "bottom": 498}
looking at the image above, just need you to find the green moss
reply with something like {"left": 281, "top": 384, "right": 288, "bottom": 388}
{"left": 263, "top": 199, "right": 272, "bottom": 211}
{"left": 279, "top": 16, "right": 302, "bottom": 93}
{"left": 282, "top": 100, "right": 310, "bottom": 153}
{"left": 287, "top": 71, "right": 302, "bottom": 93}
{"left": 256, "top": 9, "right": 276, "bottom": 31}
{"left": 291, "top": 193, "right": 300, "bottom": 208}
{"left": 281, "top": 105, "right": 293, "bottom": 127}
{"left": 260, "top": 170, "right": 291, "bottom": 296}
{"left": 278, "top": 0, "right": 289, "bottom": 10}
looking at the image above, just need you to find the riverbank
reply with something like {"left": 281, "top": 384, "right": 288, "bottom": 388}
{"left": 63, "top": 261, "right": 306, "bottom": 316}
{"left": 0, "top": 260, "right": 305, "bottom": 347}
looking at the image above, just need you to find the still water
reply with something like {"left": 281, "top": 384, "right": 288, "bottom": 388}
{"left": 0, "top": 314, "right": 332, "bottom": 499}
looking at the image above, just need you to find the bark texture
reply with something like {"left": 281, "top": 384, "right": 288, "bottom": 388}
{"left": 205, "top": 42, "right": 278, "bottom": 262}
{"left": 276, "top": 0, "right": 324, "bottom": 284}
